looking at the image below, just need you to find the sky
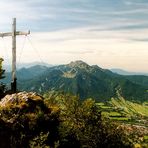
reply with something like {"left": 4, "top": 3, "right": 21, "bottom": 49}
{"left": 0, "top": 0, "right": 148, "bottom": 72}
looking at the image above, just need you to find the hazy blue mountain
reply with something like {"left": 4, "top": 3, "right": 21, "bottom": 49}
{"left": 2, "top": 65, "right": 49, "bottom": 84}
{"left": 4, "top": 62, "right": 52, "bottom": 72}
{"left": 14, "top": 60, "right": 148, "bottom": 102}
{"left": 111, "top": 68, "right": 148, "bottom": 76}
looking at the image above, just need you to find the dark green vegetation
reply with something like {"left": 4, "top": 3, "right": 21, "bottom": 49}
{"left": 0, "top": 58, "right": 5, "bottom": 98}
{"left": 0, "top": 92, "right": 134, "bottom": 148}
{"left": 0, "top": 58, "right": 4, "bottom": 79}
{"left": 125, "top": 75, "right": 148, "bottom": 88}
{"left": 4, "top": 60, "right": 147, "bottom": 102}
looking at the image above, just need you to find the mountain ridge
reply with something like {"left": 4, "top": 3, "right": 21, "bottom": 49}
{"left": 111, "top": 68, "right": 148, "bottom": 76}
{"left": 13, "top": 60, "right": 148, "bottom": 102}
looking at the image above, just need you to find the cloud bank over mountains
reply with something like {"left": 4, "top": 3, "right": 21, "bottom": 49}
{"left": 0, "top": 0, "right": 148, "bottom": 72}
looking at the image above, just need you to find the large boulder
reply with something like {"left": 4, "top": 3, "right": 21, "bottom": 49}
{"left": 0, "top": 91, "right": 43, "bottom": 107}
{"left": 0, "top": 92, "right": 60, "bottom": 148}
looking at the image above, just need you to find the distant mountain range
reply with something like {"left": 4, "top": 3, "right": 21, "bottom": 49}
{"left": 111, "top": 69, "right": 148, "bottom": 76}
{"left": 2, "top": 61, "right": 148, "bottom": 102}
{"left": 3, "top": 62, "right": 52, "bottom": 72}
{"left": 3, "top": 65, "right": 49, "bottom": 84}
{"left": 4, "top": 62, "right": 148, "bottom": 76}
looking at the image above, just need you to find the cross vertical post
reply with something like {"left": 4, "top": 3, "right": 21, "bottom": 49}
{"left": 0, "top": 18, "right": 30, "bottom": 93}
{"left": 11, "top": 18, "right": 17, "bottom": 93}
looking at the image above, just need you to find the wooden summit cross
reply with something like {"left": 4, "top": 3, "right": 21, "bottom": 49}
{"left": 0, "top": 18, "right": 30, "bottom": 93}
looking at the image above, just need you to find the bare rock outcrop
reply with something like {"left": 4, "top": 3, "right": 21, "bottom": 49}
{"left": 0, "top": 91, "right": 43, "bottom": 107}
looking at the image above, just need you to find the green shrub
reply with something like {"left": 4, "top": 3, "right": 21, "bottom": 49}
{"left": 45, "top": 92, "right": 133, "bottom": 148}
{"left": 0, "top": 58, "right": 5, "bottom": 99}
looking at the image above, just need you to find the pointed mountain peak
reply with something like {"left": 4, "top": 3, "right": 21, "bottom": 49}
{"left": 68, "top": 60, "right": 90, "bottom": 69}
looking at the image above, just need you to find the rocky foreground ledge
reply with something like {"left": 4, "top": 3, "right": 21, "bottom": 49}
{"left": 0, "top": 91, "right": 43, "bottom": 107}
{"left": 0, "top": 91, "right": 59, "bottom": 147}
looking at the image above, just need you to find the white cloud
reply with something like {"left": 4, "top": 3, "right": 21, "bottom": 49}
{"left": 0, "top": 26, "right": 145, "bottom": 71}
{"left": 0, "top": 0, "right": 148, "bottom": 72}
{"left": 1, "top": 24, "right": 148, "bottom": 71}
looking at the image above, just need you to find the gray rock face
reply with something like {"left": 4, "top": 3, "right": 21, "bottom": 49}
{"left": 0, "top": 91, "right": 43, "bottom": 107}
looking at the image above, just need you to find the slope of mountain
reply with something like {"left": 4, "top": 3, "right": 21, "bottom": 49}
{"left": 125, "top": 75, "right": 148, "bottom": 88}
{"left": 2, "top": 65, "right": 49, "bottom": 84}
{"left": 16, "top": 61, "right": 148, "bottom": 102}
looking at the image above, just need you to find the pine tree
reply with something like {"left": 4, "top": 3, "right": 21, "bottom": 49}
{"left": 0, "top": 58, "right": 5, "bottom": 79}
{"left": 0, "top": 58, "right": 5, "bottom": 98}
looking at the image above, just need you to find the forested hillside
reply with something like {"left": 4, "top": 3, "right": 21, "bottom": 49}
{"left": 14, "top": 61, "right": 148, "bottom": 102}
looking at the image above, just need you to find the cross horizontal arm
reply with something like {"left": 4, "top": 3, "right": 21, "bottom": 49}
{"left": 0, "top": 32, "right": 12, "bottom": 37}
{"left": 16, "top": 30, "right": 30, "bottom": 36}
{"left": 0, "top": 30, "right": 30, "bottom": 37}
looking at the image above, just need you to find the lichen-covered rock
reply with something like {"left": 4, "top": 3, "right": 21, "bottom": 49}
{"left": 0, "top": 91, "right": 43, "bottom": 107}
{"left": 0, "top": 92, "right": 60, "bottom": 148}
